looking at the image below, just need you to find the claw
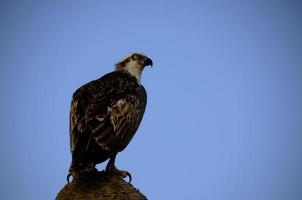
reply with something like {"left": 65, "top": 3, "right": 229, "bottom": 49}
{"left": 112, "top": 170, "right": 132, "bottom": 183}
{"left": 123, "top": 171, "right": 132, "bottom": 183}
{"left": 105, "top": 154, "right": 132, "bottom": 183}
{"left": 66, "top": 173, "right": 72, "bottom": 183}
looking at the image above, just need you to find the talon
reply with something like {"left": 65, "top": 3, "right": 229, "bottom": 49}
{"left": 66, "top": 173, "right": 72, "bottom": 183}
{"left": 126, "top": 171, "right": 132, "bottom": 183}
{"left": 105, "top": 154, "right": 132, "bottom": 183}
{"left": 123, "top": 171, "right": 132, "bottom": 183}
{"left": 113, "top": 170, "right": 132, "bottom": 183}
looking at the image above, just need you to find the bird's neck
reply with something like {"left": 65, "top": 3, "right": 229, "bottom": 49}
{"left": 125, "top": 67, "right": 142, "bottom": 83}
{"left": 115, "top": 64, "right": 143, "bottom": 83}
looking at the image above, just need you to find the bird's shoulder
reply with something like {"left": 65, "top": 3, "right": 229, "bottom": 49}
{"left": 71, "top": 71, "right": 146, "bottom": 105}
{"left": 71, "top": 71, "right": 147, "bottom": 110}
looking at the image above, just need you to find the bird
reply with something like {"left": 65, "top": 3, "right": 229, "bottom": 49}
{"left": 68, "top": 53, "right": 153, "bottom": 183}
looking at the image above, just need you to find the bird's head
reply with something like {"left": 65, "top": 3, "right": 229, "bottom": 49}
{"left": 115, "top": 53, "right": 153, "bottom": 82}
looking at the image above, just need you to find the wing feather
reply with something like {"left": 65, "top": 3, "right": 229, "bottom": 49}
{"left": 70, "top": 71, "right": 147, "bottom": 164}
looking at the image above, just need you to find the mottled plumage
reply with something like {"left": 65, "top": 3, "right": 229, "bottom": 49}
{"left": 68, "top": 53, "right": 152, "bottom": 182}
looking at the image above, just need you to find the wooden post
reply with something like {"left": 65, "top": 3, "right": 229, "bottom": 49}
{"left": 56, "top": 171, "right": 147, "bottom": 200}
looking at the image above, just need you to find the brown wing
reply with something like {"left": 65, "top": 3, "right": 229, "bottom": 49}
{"left": 70, "top": 71, "right": 147, "bottom": 164}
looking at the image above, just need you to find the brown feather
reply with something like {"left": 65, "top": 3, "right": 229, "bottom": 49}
{"left": 69, "top": 71, "right": 147, "bottom": 175}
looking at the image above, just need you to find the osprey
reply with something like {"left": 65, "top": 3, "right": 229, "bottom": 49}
{"left": 68, "top": 53, "right": 153, "bottom": 182}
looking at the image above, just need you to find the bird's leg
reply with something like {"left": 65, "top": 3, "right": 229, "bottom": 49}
{"left": 105, "top": 154, "right": 132, "bottom": 183}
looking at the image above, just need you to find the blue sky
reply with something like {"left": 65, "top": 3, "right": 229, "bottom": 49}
{"left": 1, "top": 1, "right": 302, "bottom": 199}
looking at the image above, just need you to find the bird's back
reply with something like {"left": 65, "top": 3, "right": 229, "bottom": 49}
{"left": 69, "top": 71, "right": 147, "bottom": 170}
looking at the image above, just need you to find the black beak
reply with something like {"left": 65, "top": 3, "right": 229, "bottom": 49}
{"left": 144, "top": 57, "right": 153, "bottom": 67}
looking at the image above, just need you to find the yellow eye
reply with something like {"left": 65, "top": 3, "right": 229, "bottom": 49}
{"left": 133, "top": 54, "right": 139, "bottom": 60}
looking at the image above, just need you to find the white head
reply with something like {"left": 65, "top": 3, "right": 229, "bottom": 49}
{"left": 115, "top": 53, "right": 153, "bottom": 82}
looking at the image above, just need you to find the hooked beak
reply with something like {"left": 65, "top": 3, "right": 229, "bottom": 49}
{"left": 144, "top": 57, "right": 153, "bottom": 67}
